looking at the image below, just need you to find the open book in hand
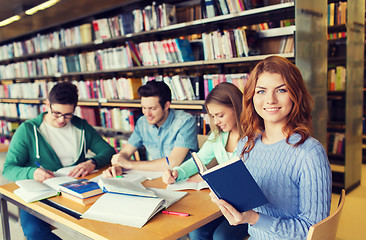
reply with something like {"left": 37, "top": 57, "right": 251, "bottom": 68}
{"left": 98, "top": 178, "right": 157, "bottom": 198}
{"left": 191, "top": 152, "right": 269, "bottom": 212}
{"left": 14, "top": 176, "right": 75, "bottom": 203}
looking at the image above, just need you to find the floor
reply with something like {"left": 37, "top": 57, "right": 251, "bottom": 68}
{"left": 0, "top": 151, "right": 365, "bottom": 239}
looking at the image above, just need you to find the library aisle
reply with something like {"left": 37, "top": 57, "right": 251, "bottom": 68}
{"left": 1, "top": 150, "right": 365, "bottom": 239}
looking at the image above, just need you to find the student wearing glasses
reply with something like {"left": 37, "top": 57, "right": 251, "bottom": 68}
{"left": 2, "top": 81, "right": 115, "bottom": 240}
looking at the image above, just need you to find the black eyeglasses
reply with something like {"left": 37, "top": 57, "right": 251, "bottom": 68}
{"left": 50, "top": 105, "right": 74, "bottom": 119}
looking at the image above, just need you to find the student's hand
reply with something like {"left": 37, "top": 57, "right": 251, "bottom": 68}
{"left": 103, "top": 166, "right": 123, "bottom": 178}
{"left": 209, "top": 192, "right": 260, "bottom": 226}
{"left": 68, "top": 161, "right": 96, "bottom": 178}
{"left": 187, "top": 173, "right": 203, "bottom": 183}
{"left": 34, "top": 168, "right": 54, "bottom": 182}
{"left": 162, "top": 169, "right": 178, "bottom": 184}
{"left": 111, "top": 153, "right": 133, "bottom": 169}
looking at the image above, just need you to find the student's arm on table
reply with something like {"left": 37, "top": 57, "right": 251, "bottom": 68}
{"left": 103, "top": 143, "right": 137, "bottom": 177}
{"left": 114, "top": 146, "right": 190, "bottom": 172}
{"left": 70, "top": 121, "right": 116, "bottom": 178}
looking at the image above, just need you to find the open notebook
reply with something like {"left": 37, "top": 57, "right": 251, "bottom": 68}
{"left": 14, "top": 176, "right": 75, "bottom": 203}
{"left": 81, "top": 187, "right": 187, "bottom": 228}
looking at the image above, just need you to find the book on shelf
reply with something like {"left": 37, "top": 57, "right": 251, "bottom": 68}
{"left": 327, "top": 66, "right": 346, "bottom": 91}
{"left": 59, "top": 179, "right": 103, "bottom": 199}
{"left": 176, "top": 3, "right": 202, "bottom": 22}
{"left": 14, "top": 176, "right": 75, "bottom": 203}
{"left": 174, "top": 38, "right": 195, "bottom": 62}
{"left": 191, "top": 152, "right": 268, "bottom": 212}
{"left": 79, "top": 23, "right": 92, "bottom": 44}
{"left": 160, "top": 3, "right": 177, "bottom": 27}
{"left": 61, "top": 191, "right": 103, "bottom": 206}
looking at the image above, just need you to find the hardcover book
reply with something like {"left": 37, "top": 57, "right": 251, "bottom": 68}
{"left": 191, "top": 152, "right": 268, "bottom": 212}
{"left": 60, "top": 179, "right": 103, "bottom": 199}
{"left": 61, "top": 191, "right": 103, "bottom": 205}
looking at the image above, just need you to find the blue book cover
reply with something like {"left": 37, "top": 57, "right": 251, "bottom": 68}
{"left": 192, "top": 153, "right": 268, "bottom": 212}
{"left": 60, "top": 179, "right": 103, "bottom": 199}
{"left": 174, "top": 38, "right": 195, "bottom": 62}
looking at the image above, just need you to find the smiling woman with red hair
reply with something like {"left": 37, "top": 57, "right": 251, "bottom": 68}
{"left": 210, "top": 56, "right": 332, "bottom": 240}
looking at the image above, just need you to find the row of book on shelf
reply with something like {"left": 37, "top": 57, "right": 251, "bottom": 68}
{"left": 0, "top": 0, "right": 287, "bottom": 61}
{"left": 327, "top": 32, "right": 346, "bottom": 40}
{"left": 203, "top": 0, "right": 247, "bottom": 18}
{"left": 202, "top": 0, "right": 293, "bottom": 18}
{"left": 95, "top": 2, "right": 177, "bottom": 39}
{"left": 0, "top": 37, "right": 196, "bottom": 79}
{"left": 327, "top": 66, "right": 346, "bottom": 91}
{"left": 0, "top": 33, "right": 295, "bottom": 81}
{"left": 0, "top": 103, "right": 42, "bottom": 120}
{"left": 0, "top": 2, "right": 178, "bottom": 60}
{"left": 202, "top": 27, "right": 249, "bottom": 60}
{"left": 328, "top": 1, "right": 347, "bottom": 27}
{"left": 77, "top": 107, "right": 136, "bottom": 133}
{"left": 0, "top": 71, "right": 249, "bottom": 101}
{"left": 0, "top": 103, "right": 210, "bottom": 136}
{"left": 0, "top": 120, "right": 19, "bottom": 135}
{"left": 327, "top": 132, "right": 345, "bottom": 155}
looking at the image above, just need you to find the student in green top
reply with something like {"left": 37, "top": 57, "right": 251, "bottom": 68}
{"left": 3, "top": 81, "right": 115, "bottom": 240}
{"left": 162, "top": 82, "right": 248, "bottom": 240}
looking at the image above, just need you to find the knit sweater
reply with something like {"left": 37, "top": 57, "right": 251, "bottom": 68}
{"left": 237, "top": 134, "right": 332, "bottom": 240}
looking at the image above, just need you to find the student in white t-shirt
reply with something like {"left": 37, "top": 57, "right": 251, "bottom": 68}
{"left": 3, "top": 81, "right": 115, "bottom": 240}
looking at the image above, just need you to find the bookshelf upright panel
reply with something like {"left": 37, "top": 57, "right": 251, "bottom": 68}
{"left": 295, "top": 0, "right": 328, "bottom": 146}
{"left": 344, "top": 0, "right": 364, "bottom": 191}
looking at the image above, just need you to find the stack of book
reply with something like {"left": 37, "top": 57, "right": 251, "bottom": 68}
{"left": 60, "top": 179, "right": 104, "bottom": 206}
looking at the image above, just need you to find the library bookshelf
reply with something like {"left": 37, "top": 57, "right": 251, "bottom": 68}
{"left": 326, "top": 0, "right": 365, "bottom": 193}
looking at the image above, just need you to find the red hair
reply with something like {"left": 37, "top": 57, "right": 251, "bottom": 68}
{"left": 240, "top": 56, "right": 313, "bottom": 156}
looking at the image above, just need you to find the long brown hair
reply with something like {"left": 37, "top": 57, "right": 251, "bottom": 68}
{"left": 205, "top": 82, "right": 243, "bottom": 140}
{"left": 240, "top": 56, "right": 313, "bottom": 156}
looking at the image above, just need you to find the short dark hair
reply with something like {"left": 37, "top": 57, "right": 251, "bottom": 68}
{"left": 137, "top": 80, "right": 171, "bottom": 108}
{"left": 48, "top": 81, "right": 78, "bottom": 106}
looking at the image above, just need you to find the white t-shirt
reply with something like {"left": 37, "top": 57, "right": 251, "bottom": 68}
{"left": 39, "top": 121, "right": 78, "bottom": 167}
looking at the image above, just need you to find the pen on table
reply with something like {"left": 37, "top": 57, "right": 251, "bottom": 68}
{"left": 162, "top": 210, "right": 190, "bottom": 217}
{"left": 35, "top": 161, "right": 53, "bottom": 175}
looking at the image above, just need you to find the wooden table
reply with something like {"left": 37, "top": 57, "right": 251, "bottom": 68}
{"left": 0, "top": 173, "right": 222, "bottom": 240}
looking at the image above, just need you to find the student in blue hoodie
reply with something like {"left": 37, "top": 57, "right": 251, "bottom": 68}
{"left": 3, "top": 81, "right": 115, "bottom": 240}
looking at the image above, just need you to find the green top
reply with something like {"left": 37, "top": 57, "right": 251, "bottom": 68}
{"left": 174, "top": 131, "right": 236, "bottom": 181}
{"left": 3, "top": 112, "right": 115, "bottom": 181}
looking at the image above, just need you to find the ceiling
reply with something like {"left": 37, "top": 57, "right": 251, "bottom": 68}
{"left": 0, "top": 0, "right": 47, "bottom": 21}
